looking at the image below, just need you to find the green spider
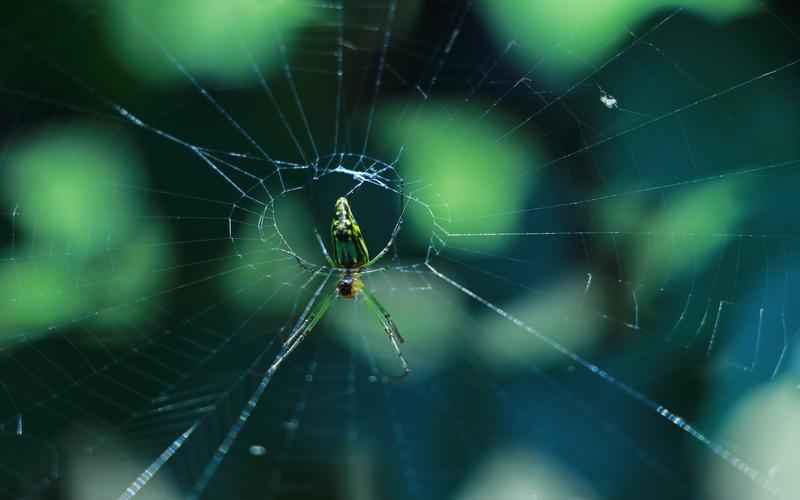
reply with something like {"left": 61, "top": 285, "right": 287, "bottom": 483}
{"left": 276, "top": 196, "right": 409, "bottom": 379}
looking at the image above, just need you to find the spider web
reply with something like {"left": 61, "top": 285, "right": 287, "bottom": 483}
{"left": 0, "top": 1, "right": 799, "bottom": 499}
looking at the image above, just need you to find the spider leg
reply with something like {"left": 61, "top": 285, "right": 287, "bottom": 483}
{"left": 292, "top": 251, "right": 322, "bottom": 273}
{"left": 314, "top": 227, "right": 337, "bottom": 268}
{"left": 283, "top": 283, "right": 337, "bottom": 349}
{"left": 275, "top": 225, "right": 336, "bottom": 272}
{"left": 272, "top": 245, "right": 321, "bottom": 274}
{"left": 360, "top": 285, "right": 409, "bottom": 379}
{"left": 364, "top": 194, "right": 409, "bottom": 268}
{"left": 268, "top": 279, "right": 338, "bottom": 376}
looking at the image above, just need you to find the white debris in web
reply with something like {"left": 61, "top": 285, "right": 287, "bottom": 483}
{"left": 600, "top": 92, "right": 618, "bottom": 110}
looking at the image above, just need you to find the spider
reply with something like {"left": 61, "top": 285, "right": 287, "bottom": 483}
{"left": 273, "top": 196, "right": 409, "bottom": 379}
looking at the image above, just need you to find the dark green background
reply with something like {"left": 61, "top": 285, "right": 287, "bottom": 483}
{"left": 1, "top": 1, "right": 799, "bottom": 499}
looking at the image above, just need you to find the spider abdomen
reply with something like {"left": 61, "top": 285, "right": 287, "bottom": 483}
{"left": 331, "top": 197, "right": 370, "bottom": 268}
{"left": 337, "top": 274, "right": 361, "bottom": 299}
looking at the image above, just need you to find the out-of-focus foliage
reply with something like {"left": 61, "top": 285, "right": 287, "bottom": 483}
{"left": 222, "top": 196, "right": 321, "bottom": 317}
{"left": 379, "top": 105, "right": 544, "bottom": 251}
{"left": 0, "top": 124, "right": 168, "bottom": 344}
{"left": 63, "top": 427, "right": 181, "bottom": 500}
{"left": 340, "top": 442, "right": 379, "bottom": 500}
{"left": 331, "top": 269, "right": 467, "bottom": 379}
{"left": 481, "top": 0, "right": 759, "bottom": 80}
{"left": 601, "top": 180, "right": 748, "bottom": 289}
{"left": 454, "top": 449, "right": 597, "bottom": 500}
{"left": 104, "top": 0, "right": 317, "bottom": 84}
{"left": 473, "top": 275, "right": 602, "bottom": 371}
{"left": 0, "top": 261, "right": 89, "bottom": 334}
{"left": 91, "top": 224, "right": 172, "bottom": 333}
{"left": 4, "top": 126, "right": 143, "bottom": 256}
{"left": 706, "top": 380, "right": 800, "bottom": 500}
{"left": 632, "top": 181, "right": 747, "bottom": 284}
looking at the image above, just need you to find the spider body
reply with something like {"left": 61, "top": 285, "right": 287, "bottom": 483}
{"left": 332, "top": 197, "right": 369, "bottom": 269}
{"left": 332, "top": 197, "right": 370, "bottom": 299}
{"left": 277, "top": 195, "right": 410, "bottom": 379}
{"left": 336, "top": 273, "right": 361, "bottom": 299}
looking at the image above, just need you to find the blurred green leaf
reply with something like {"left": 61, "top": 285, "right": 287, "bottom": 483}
{"left": 106, "top": 0, "right": 317, "bottom": 84}
{"left": 222, "top": 196, "right": 320, "bottom": 316}
{"left": 380, "top": 105, "right": 543, "bottom": 251}
{"left": 63, "top": 427, "right": 182, "bottom": 500}
{"left": 481, "top": 0, "right": 758, "bottom": 80}
{"left": 0, "top": 259, "right": 89, "bottom": 339}
{"left": 473, "top": 275, "right": 601, "bottom": 371}
{"left": 91, "top": 225, "right": 172, "bottom": 332}
{"left": 1, "top": 123, "right": 168, "bottom": 345}
{"left": 706, "top": 380, "right": 800, "bottom": 500}
{"left": 455, "top": 449, "right": 597, "bottom": 500}
{"left": 4, "top": 125, "right": 143, "bottom": 256}
{"left": 331, "top": 267, "right": 466, "bottom": 379}
{"left": 633, "top": 180, "right": 748, "bottom": 284}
